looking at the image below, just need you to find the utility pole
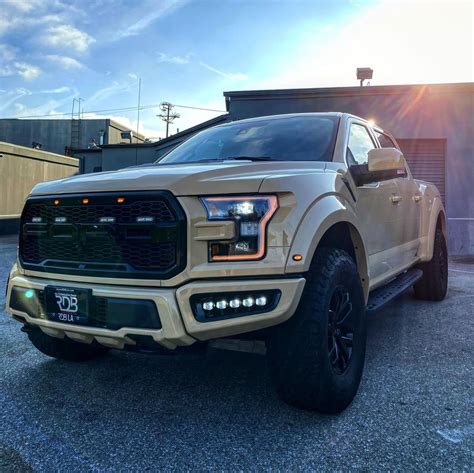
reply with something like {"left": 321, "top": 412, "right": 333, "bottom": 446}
{"left": 136, "top": 77, "right": 141, "bottom": 144}
{"left": 78, "top": 97, "right": 84, "bottom": 118}
{"left": 157, "top": 102, "right": 180, "bottom": 138}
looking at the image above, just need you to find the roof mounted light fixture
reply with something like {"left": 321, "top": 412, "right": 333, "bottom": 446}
{"left": 357, "top": 67, "right": 373, "bottom": 86}
{"left": 120, "top": 130, "right": 133, "bottom": 143}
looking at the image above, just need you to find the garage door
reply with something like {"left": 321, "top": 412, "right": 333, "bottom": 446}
{"left": 396, "top": 139, "right": 446, "bottom": 204}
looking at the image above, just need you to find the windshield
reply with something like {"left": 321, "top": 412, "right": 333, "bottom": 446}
{"left": 159, "top": 115, "right": 339, "bottom": 164}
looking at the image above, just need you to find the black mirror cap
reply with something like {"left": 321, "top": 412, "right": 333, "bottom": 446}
{"left": 350, "top": 163, "right": 407, "bottom": 186}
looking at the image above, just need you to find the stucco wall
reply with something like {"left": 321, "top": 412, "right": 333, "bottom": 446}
{"left": 0, "top": 142, "right": 79, "bottom": 231}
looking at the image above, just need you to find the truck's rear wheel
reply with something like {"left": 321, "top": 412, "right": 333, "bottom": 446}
{"left": 414, "top": 229, "right": 448, "bottom": 301}
{"left": 27, "top": 327, "right": 109, "bottom": 361}
{"left": 267, "top": 248, "right": 366, "bottom": 413}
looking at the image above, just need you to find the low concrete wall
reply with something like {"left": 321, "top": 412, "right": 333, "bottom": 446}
{"left": 0, "top": 141, "right": 79, "bottom": 234}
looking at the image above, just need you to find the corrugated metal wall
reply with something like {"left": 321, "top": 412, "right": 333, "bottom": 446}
{"left": 397, "top": 139, "right": 446, "bottom": 203}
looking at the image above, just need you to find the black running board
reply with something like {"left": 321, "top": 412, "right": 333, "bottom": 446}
{"left": 366, "top": 268, "right": 423, "bottom": 314}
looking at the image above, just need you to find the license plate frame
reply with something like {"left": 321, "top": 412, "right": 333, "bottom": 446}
{"left": 44, "top": 286, "right": 92, "bottom": 325}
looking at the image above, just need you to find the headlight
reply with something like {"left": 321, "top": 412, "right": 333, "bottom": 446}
{"left": 201, "top": 195, "right": 278, "bottom": 261}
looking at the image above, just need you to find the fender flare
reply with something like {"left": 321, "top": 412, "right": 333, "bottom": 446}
{"left": 285, "top": 194, "right": 370, "bottom": 300}
{"left": 419, "top": 197, "right": 447, "bottom": 261}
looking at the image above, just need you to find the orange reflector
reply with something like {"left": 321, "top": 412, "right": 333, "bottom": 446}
{"left": 53, "top": 199, "right": 60, "bottom": 206}
{"left": 82, "top": 198, "right": 89, "bottom": 204}
{"left": 292, "top": 254, "right": 303, "bottom": 261}
{"left": 116, "top": 197, "right": 125, "bottom": 203}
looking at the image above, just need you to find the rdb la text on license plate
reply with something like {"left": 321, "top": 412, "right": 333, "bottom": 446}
{"left": 45, "top": 286, "right": 91, "bottom": 324}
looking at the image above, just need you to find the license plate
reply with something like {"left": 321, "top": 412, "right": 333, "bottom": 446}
{"left": 45, "top": 286, "right": 92, "bottom": 325}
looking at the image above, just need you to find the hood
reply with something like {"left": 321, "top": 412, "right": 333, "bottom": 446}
{"left": 30, "top": 161, "right": 328, "bottom": 197}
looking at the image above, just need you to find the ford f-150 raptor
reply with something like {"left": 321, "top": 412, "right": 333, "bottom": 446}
{"left": 5, "top": 113, "right": 448, "bottom": 413}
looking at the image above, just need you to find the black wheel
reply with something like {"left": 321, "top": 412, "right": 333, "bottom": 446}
{"left": 414, "top": 228, "right": 448, "bottom": 301}
{"left": 267, "top": 248, "right": 367, "bottom": 413}
{"left": 27, "top": 327, "right": 109, "bottom": 361}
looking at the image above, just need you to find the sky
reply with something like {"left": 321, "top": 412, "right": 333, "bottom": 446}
{"left": 0, "top": 0, "right": 472, "bottom": 140}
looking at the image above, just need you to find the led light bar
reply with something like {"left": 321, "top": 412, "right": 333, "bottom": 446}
{"left": 216, "top": 300, "right": 228, "bottom": 310}
{"left": 190, "top": 290, "right": 281, "bottom": 323}
{"left": 229, "top": 299, "right": 241, "bottom": 309}
{"left": 242, "top": 297, "right": 255, "bottom": 308}
{"left": 136, "top": 216, "right": 154, "bottom": 223}
{"left": 203, "top": 301, "right": 214, "bottom": 311}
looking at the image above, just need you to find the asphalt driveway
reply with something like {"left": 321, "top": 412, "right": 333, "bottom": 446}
{"left": 1, "top": 235, "right": 473, "bottom": 471}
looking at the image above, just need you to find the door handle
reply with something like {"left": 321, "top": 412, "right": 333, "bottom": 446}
{"left": 413, "top": 195, "right": 422, "bottom": 202}
{"left": 390, "top": 195, "right": 402, "bottom": 204}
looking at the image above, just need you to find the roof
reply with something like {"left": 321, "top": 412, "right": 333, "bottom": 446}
{"left": 0, "top": 140, "right": 79, "bottom": 166}
{"left": 0, "top": 117, "right": 109, "bottom": 123}
{"left": 224, "top": 82, "right": 474, "bottom": 102}
{"left": 214, "top": 112, "right": 344, "bottom": 126}
{"left": 0, "top": 117, "right": 145, "bottom": 141}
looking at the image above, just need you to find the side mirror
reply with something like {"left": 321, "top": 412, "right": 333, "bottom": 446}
{"left": 368, "top": 147, "right": 406, "bottom": 172}
{"left": 350, "top": 148, "right": 407, "bottom": 186}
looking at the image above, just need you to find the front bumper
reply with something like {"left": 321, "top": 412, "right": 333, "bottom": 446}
{"left": 5, "top": 264, "right": 305, "bottom": 350}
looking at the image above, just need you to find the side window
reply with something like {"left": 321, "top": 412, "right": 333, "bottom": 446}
{"left": 347, "top": 124, "right": 376, "bottom": 166}
{"left": 375, "top": 131, "right": 397, "bottom": 149}
{"left": 375, "top": 131, "right": 408, "bottom": 178}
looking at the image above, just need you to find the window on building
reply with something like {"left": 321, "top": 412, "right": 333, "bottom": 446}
{"left": 347, "top": 124, "right": 376, "bottom": 166}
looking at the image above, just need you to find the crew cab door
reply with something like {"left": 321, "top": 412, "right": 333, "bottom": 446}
{"left": 345, "top": 120, "right": 405, "bottom": 285}
{"left": 373, "top": 130, "right": 421, "bottom": 269}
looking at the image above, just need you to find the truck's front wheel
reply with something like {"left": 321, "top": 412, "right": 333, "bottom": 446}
{"left": 267, "top": 248, "right": 366, "bottom": 413}
{"left": 27, "top": 327, "right": 109, "bottom": 361}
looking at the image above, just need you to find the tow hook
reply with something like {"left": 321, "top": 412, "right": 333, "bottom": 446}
{"left": 20, "top": 324, "right": 34, "bottom": 334}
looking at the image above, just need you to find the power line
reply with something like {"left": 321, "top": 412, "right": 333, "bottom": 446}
{"left": 1, "top": 102, "right": 227, "bottom": 120}
{"left": 173, "top": 104, "right": 227, "bottom": 113}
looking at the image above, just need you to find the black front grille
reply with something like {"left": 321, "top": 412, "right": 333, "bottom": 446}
{"left": 22, "top": 238, "right": 176, "bottom": 270}
{"left": 19, "top": 192, "right": 186, "bottom": 279}
{"left": 24, "top": 199, "right": 175, "bottom": 224}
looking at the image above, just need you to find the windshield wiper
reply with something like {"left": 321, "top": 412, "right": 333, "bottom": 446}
{"left": 222, "top": 156, "right": 274, "bottom": 161}
{"left": 193, "top": 156, "right": 275, "bottom": 164}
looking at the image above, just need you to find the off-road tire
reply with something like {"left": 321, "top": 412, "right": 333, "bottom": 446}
{"left": 266, "top": 248, "right": 366, "bottom": 413}
{"left": 28, "top": 327, "right": 109, "bottom": 361}
{"left": 414, "top": 229, "right": 448, "bottom": 301}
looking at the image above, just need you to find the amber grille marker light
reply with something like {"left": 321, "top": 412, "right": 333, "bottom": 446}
{"left": 116, "top": 197, "right": 125, "bottom": 203}
{"left": 82, "top": 198, "right": 89, "bottom": 204}
{"left": 53, "top": 199, "right": 60, "bottom": 205}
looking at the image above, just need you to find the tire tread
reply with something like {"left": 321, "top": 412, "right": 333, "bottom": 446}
{"left": 267, "top": 248, "right": 366, "bottom": 413}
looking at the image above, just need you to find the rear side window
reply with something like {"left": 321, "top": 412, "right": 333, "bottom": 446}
{"left": 376, "top": 132, "right": 397, "bottom": 149}
{"left": 375, "top": 131, "right": 408, "bottom": 178}
{"left": 347, "top": 124, "right": 375, "bottom": 166}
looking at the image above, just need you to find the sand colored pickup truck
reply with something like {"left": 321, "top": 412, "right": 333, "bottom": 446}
{"left": 5, "top": 113, "right": 447, "bottom": 413}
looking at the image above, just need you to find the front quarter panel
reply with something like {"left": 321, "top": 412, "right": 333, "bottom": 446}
{"left": 260, "top": 169, "right": 370, "bottom": 299}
